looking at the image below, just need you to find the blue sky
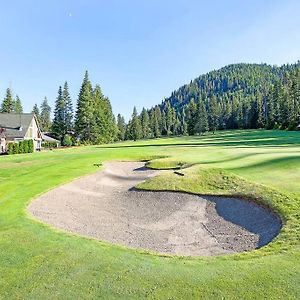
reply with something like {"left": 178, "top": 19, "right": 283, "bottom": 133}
{"left": 0, "top": 0, "right": 299, "bottom": 119}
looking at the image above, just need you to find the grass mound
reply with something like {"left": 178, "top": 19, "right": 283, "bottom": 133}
{"left": 146, "top": 158, "right": 192, "bottom": 170}
{"left": 138, "top": 165, "right": 300, "bottom": 255}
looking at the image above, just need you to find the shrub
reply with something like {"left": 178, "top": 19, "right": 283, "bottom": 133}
{"left": 62, "top": 134, "right": 72, "bottom": 147}
{"left": 18, "top": 141, "right": 24, "bottom": 154}
{"left": 28, "top": 140, "right": 34, "bottom": 153}
{"left": 23, "top": 140, "right": 29, "bottom": 153}
{"left": 42, "top": 141, "right": 58, "bottom": 149}
{"left": 12, "top": 143, "right": 19, "bottom": 154}
{"left": 6, "top": 140, "right": 36, "bottom": 155}
{"left": 7, "top": 143, "right": 14, "bottom": 155}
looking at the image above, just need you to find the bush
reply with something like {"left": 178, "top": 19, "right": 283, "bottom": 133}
{"left": 28, "top": 140, "right": 34, "bottom": 153}
{"left": 62, "top": 134, "right": 73, "bottom": 147}
{"left": 12, "top": 143, "right": 19, "bottom": 154}
{"left": 6, "top": 140, "right": 35, "bottom": 155}
{"left": 7, "top": 143, "right": 14, "bottom": 155}
{"left": 42, "top": 141, "right": 58, "bottom": 149}
{"left": 23, "top": 140, "right": 29, "bottom": 153}
{"left": 18, "top": 141, "right": 24, "bottom": 154}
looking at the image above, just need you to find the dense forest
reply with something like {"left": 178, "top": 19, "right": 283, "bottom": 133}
{"left": 125, "top": 62, "right": 300, "bottom": 140}
{"left": 1, "top": 62, "right": 300, "bottom": 145}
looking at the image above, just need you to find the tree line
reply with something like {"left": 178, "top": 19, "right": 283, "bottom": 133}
{"left": 124, "top": 63, "right": 300, "bottom": 140}
{"left": 2, "top": 63, "right": 300, "bottom": 145}
{"left": 1, "top": 71, "right": 118, "bottom": 146}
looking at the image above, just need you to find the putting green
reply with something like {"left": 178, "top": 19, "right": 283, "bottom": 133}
{"left": 1, "top": 129, "right": 300, "bottom": 299}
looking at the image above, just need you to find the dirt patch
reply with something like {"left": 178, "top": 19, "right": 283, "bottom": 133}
{"left": 28, "top": 161, "right": 281, "bottom": 256}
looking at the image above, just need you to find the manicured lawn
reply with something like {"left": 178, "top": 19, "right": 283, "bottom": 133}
{"left": 1, "top": 130, "right": 300, "bottom": 299}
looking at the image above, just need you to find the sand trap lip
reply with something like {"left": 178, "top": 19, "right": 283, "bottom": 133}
{"left": 28, "top": 161, "right": 282, "bottom": 256}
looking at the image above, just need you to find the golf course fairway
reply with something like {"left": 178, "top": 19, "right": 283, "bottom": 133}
{"left": 1, "top": 130, "right": 300, "bottom": 299}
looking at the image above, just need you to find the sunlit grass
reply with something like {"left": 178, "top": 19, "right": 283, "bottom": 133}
{"left": 1, "top": 129, "right": 300, "bottom": 298}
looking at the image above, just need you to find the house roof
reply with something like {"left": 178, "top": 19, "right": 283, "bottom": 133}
{"left": 0, "top": 113, "right": 35, "bottom": 139}
{"left": 42, "top": 133, "right": 60, "bottom": 143}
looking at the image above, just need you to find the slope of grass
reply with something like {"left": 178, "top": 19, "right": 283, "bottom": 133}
{"left": 1, "top": 130, "right": 300, "bottom": 299}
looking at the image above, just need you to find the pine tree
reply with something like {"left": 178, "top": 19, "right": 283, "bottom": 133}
{"left": 74, "top": 71, "right": 94, "bottom": 142}
{"left": 165, "top": 101, "right": 174, "bottom": 135}
{"left": 187, "top": 99, "right": 197, "bottom": 135}
{"left": 1, "top": 88, "right": 14, "bottom": 113}
{"left": 103, "top": 97, "right": 117, "bottom": 142}
{"left": 255, "top": 94, "right": 265, "bottom": 128}
{"left": 181, "top": 108, "right": 188, "bottom": 135}
{"left": 32, "top": 103, "right": 40, "bottom": 124}
{"left": 52, "top": 86, "right": 66, "bottom": 142}
{"left": 117, "top": 114, "right": 126, "bottom": 141}
{"left": 208, "top": 95, "right": 219, "bottom": 133}
{"left": 140, "top": 108, "right": 150, "bottom": 138}
{"left": 40, "top": 97, "right": 52, "bottom": 132}
{"left": 154, "top": 106, "right": 162, "bottom": 135}
{"left": 14, "top": 95, "right": 23, "bottom": 113}
{"left": 194, "top": 101, "right": 209, "bottom": 134}
{"left": 91, "top": 85, "right": 105, "bottom": 143}
{"left": 62, "top": 82, "right": 73, "bottom": 133}
{"left": 129, "top": 107, "right": 142, "bottom": 141}
{"left": 149, "top": 109, "right": 158, "bottom": 138}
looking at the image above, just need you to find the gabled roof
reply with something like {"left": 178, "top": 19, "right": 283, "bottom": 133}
{"left": 0, "top": 113, "right": 35, "bottom": 139}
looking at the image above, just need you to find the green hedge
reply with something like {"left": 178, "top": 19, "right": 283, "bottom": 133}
{"left": 7, "top": 140, "right": 35, "bottom": 155}
{"left": 42, "top": 141, "right": 58, "bottom": 148}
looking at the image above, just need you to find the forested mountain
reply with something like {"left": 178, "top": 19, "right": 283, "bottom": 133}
{"left": 125, "top": 62, "right": 300, "bottom": 140}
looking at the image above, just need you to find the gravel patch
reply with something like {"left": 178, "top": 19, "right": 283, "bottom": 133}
{"left": 28, "top": 161, "right": 282, "bottom": 256}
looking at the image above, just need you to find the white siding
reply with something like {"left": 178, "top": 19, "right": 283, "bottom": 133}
{"left": 0, "top": 137, "right": 6, "bottom": 153}
{"left": 25, "top": 117, "right": 42, "bottom": 151}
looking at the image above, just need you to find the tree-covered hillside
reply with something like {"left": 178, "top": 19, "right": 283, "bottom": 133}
{"left": 164, "top": 63, "right": 289, "bottom": 109}
{"left": 125, "top": 62, "right": 300, "bottom": 140}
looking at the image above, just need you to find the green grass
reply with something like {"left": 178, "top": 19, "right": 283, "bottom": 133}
{"left": 1, "top": 129, "right": 300, "bottom": 299}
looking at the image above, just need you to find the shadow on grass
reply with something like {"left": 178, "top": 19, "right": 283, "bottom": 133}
{"left": 98, "top": 130, "right": 300, "bottom": 149}
{"left": 228, "top": 155, "right": 300, "bottom": 172}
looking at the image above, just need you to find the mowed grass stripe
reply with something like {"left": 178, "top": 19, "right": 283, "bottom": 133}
{"left": 0, "top": 130, "right": 300, "bottom": 299}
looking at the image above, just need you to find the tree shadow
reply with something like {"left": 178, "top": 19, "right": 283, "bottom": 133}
{"left": 98, "top": 131, "right": 300, "bottom": 149}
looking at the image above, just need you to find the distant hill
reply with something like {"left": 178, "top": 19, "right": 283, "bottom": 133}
{"left": 161, "top": 62, "right": 298, "bottom": 111}
{"left": 124, "top": 62, "right": 300, "bottom": 140}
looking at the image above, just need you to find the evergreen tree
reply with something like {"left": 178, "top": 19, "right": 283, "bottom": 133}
{"left": 40, "top": 97, "right": 52, "bottom": 132}
{"left": 74, "top": 71, "right": 94, "bottom": 142}
{"left": 52, "top": 86, "right": 67, "bottom": 142}
{"left": 117, "top": 114, "right": 126, "bottom": 141}
{"left": 154, "top": 106, "right": 163, "bottom": 135}
{"left": 208, "top": 95, "right": 219, "bottom": 133}
{"left": 187, "top": 99, "right": 197, "bottom": 135}
{"left": 129, "top": 107, "right": 142, "bottom": 141}
{"left": 140, "top": 108, "right": 151, "bottom": 138}
{"left": 194, "top": 101, "right": 209, "bottom": 134}
{"left": 165, "top": 101, "right": 174, "bottom": 135}
{"left": 1, "top": 88, "right": 14, "bottom": 113}
{"left": 14, "top": 95, "right": 23, "bottom": 113}
{"left": 181, "top": 108, "right": 188, "bottom": 135}
{"left": 150, "top": 109, "right": 160, "bottom": 138}
{"left": 62, "top": 82, "right": 73, "bottom": 133}
{"left": 32, "top": 103, "right": 40, "bottom": 123}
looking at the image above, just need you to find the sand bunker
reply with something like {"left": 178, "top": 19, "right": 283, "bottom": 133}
{"left": 28, "top": 161, "right": 281, "bottom": 256}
